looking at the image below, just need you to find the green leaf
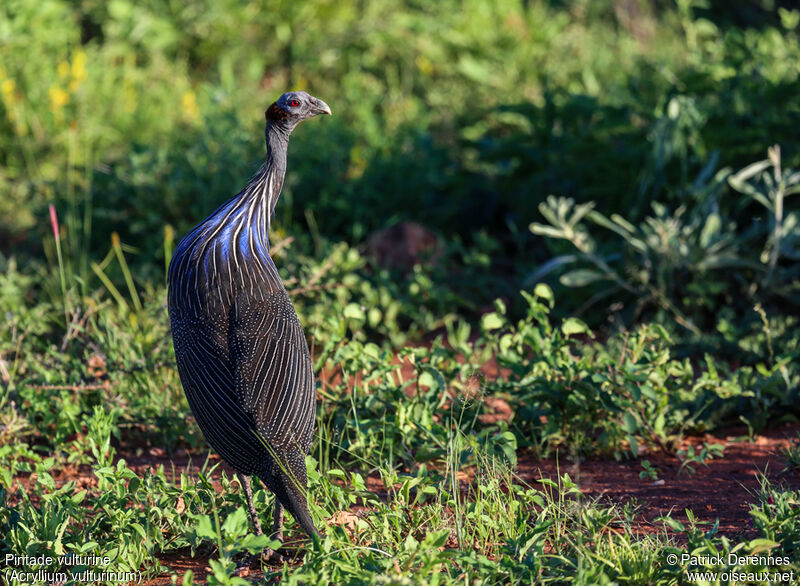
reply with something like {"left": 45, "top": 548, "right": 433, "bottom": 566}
{"left": 457, "top": 56, "right": 491, "bottom": 83}
{"left": 367, "top": 307, "right": 382, "bottom": 327}
{"left": 221, "top": 507, "right": 249, "bottom": 538}
{"left": 418, "top": 370, "right": 436, "bottom": 389}
{"left": 131, "top": 523, "right": 147, "bottom": 539}
{"left": 659, "top": 517, "right": 686, "bottom": 532}
{"left": 654, "top": 412, "right": 665, "bottom": 436}
{"left": 533, "top": 283, "right": 554, "bottom": 305}
{"left": 181, "top": 570, "right": 194, "bottom": 586}
{"left": 524, "top": 255, "right": 577, "bottom": 287}
{"left": 208, "top": 558, "right": 249, "bottom": 585}
{"left": 699, "top": 213, "right": 721, "bottom": 247}
{"left": 421, "top": 364, "right": 446, "bottom": 392}
{"left": 363, "top": 342, "right": 381, "bottom": 360}
{"left": 54, "top": 518, "right": 70, "bottom": 555}
{"left": 422, "top": 529, "right": 450, "bottom": 549}
{"left": 730, "top": 159, "right": 772, "bottom": 184}
{"left": 481, "top": 312, "right": 504, "bottom": 331}
{"left": 623, "top": 412, "right": 638, "bottom": 434}
{"left": 242, "top": 534, "right": 274, "bottom": 554}
{"left": 748, "top": 539, "right": 780, "bottom": 554}
{"left": 499, "top": 334, "right": 514, "bottom": 355}
{"left": 628, "top": 435, "right": 639, "bottom": 457}
{"left": 529, "top": 224, "right": 566, "bottom": 239}
{"left": 403, "top": 534, "right": 420, "bottom": 551}
{"left": 38, "top": 471, "right": 55, "bottom": 490}
{"left": 561, "top": 317, "right": 591, "bottom": 337}
{"left": 195, "top": 515, "right": 217, "bottom": 540}
{"left": 559, "top": 269, "right": 605, "bottom": 287}
{"left": 343, "top": 303, "right": 365, "bottom": 320}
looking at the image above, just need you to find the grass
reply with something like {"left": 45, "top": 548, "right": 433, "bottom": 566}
{"left": 1, "top": 270, "right": 798, "bottom": 582}
{"left": 3, "top": 430, "right": 799, "bottom": 584}
{"left": 1, "top": 0, "right": 800, "bottom": 583}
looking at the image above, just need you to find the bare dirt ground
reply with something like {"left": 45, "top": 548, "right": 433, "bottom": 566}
{"left": 11, "top": 423, "right": 796, "bottom": 584}
{"left": 124, "top": 421, "right": 800, "bottom": 584}
{"left": 518, "top": 421, "right": 800, "bottom": 539}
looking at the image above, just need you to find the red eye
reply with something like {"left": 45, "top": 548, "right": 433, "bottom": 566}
{"left": 290, "top": 100, "right": 300, "bottom": 107}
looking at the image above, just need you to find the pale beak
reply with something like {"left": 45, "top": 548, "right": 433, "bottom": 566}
{"left": 311, "top": 97, "right": 332, "bottom": 116}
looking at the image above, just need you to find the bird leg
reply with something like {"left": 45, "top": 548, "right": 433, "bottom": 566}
{"left": 235, "top": 473, "right": 275, "bottom": 572}
{"left": 271, "top": 501, "right": 284, "bottom": 544}
{"left": 260, "top": 501, "right": 285, "bottom": 563}
{"left": 238, "top": 473, "right": 263, "bottom": 536}
{"left": 239, "top": 474, "right": 285, "bottom": 563}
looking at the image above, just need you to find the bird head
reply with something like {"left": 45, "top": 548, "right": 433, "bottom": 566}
{"left": 265, "top": 91, "right": 331, "bottom": 132}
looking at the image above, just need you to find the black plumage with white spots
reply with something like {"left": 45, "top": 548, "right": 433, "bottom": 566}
{"left": 168, "top": 91, "right": 331, "bottom": 541}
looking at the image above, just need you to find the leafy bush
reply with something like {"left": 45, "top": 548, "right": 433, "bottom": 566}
{"left": 528, "top": 145, "right": 800, "bottom": 330}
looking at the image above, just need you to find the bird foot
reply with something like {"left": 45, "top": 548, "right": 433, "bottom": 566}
{"left": 232, "top": 547, "right": 284, "bottom": 572}
{"left": 234, "top": 548, "right": 286, "bottom": 572}
{"left": 262, "top": 547, "right": 285, "bottom": 565}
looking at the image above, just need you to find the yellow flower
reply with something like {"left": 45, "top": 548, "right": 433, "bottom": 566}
{"left": 181, "top": 90, "right": 199, "bottom": 121}
{"left": 2, "top": 79, "right": 18, "bottom": 124}
{"left": 49, "top": 86, "right": 70, "bottom": 112}
{"left": 416, "top": 55, "right": 434, "bottom": 76}
{"left": 58, "top": 61, "right": 70, "bottom": 78}
{"left": 71, "top": 50, "right": 87, "bottom": 83}
{"left": 1, "top": 79, "right": 15, "bottom": 98}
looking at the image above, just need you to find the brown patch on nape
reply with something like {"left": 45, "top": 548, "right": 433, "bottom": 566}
{"left": 266, "top": 102, "right": 290, "bottom": 121}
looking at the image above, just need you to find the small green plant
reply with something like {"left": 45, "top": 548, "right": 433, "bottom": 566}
{"left": 639, "top": 460, "right": 660, "bottom": 481}
{"left": 728, "top": 145, "right": 800, "bottom": 292}
{"left": 191, "top": 507, "right": 276, "bottom": 586}
{"left": 677, "top": 443, "right": 725, "bottom": 476}
{"left": 750, "top": 477, "right": 800, "bottom": 558}
{"left": 780, "top": 435, "right": 800, "bottom": 474}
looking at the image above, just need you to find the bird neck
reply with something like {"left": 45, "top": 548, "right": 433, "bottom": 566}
{"left": 265, "top": 121, "right": 291, "bottom": 184}
{"left": 239, "top": 122, "right": 292, "bottom": 238}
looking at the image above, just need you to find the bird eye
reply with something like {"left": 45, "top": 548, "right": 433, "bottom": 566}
{"left": 289, "top": 100, "right": 300, "bottom": 107}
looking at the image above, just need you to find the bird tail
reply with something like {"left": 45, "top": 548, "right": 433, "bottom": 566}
{"left": 251, "top": 429, "right": 320, "bottom": 538}
{"left": 259, "top": 456, "right": 320, "bottom": 538}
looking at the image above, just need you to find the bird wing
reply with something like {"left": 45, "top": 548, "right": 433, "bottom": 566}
{"left": 171, "top": 311, "right": 266, "bottom": 474}
{"left": 229, "top": 290, "right": 316, "bottom": 454}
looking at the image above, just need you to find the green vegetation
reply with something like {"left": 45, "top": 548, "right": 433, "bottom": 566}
{"left": 1, "top": 0, "right": 799, "bottom": 583}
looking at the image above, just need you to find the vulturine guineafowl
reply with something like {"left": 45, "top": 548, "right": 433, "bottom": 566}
{"left": 167, "top": 91, "right": 331, "bottom": 553}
